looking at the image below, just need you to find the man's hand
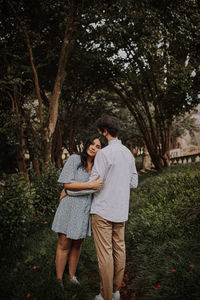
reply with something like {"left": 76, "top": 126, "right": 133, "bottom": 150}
{"left": 89, "top": 176, "right": 103, "bottom": 190}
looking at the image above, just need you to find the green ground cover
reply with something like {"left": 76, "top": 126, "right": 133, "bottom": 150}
{"left": 126, "top": 162, "right": 200, "bottom": 299}
{"left": 0, "top": 162, "right": 199, "bottom": 299}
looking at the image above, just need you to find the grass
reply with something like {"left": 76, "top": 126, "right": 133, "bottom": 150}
{"left": 1, "top": 162, "right": 200, "bottom": 300}
{"left": 0, "top": 220, "right": 100, "bottom": 300}
{"left": 126, "top": 161, "right": 200, "bottom": 299}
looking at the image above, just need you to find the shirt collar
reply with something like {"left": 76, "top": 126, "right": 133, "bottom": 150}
{"left": 108, "top": 139, "right": 122, "bottom": 145}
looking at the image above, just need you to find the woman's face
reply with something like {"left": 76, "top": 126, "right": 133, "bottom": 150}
{"left": 87, "top": 138, "right": 102, "bottom": 158}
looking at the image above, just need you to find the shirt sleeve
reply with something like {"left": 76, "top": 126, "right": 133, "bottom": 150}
{"left": 57, "top": 155, "right": 77, "bottom": 184}
{"left": 130, "top": 157, "right": 138, "bottom": 189}
{"left": 89, "top": 150, "right": 110, "bottom": 181}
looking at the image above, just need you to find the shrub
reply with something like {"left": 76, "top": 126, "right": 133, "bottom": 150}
{"left": 0, "top": 164, "right": 62, "bottom": 245}
{"left": 31, "top": 164, "right": 62, "bottom": 218}
{"left": 126, "top": 163, "right": 200, "bottom": 299}
{"left": 0, "top": 173, "right": 35, "bottom": 245}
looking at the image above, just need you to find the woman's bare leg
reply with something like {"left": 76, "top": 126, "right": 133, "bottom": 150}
{"left": 56, "top": 233, "right": 72, "bottom": 280}
{"left": 68, "top": 239, "right": 84, "bottom": 277}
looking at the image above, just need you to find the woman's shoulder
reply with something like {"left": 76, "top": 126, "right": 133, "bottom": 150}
{"left": 66, "top": 154, "right": 81, "bottom": 163}
{"left": 70, "top": 153, "right": 81, "bottom": 159}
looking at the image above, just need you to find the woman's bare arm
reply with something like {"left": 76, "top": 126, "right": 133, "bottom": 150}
{"left": 59, "top": 189, "right": 67, "bottom": 201}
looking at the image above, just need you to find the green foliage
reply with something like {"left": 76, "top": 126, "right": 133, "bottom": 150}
{"left": 0, "top": 173, "right": 35, "bottom": 244}
{"left": 1, "top": 0, "right": 200, "bottom": 172}
{"left": 92, "top": 0, "right": 200, "bottom": 168}
{"left": 0, "top": 162, "right": 199, "bottom": 299}
{"left": 126, "top": 162, "right": 200, "bottom": 299}
{"left": 0, "top": 165, "right": 61, "bottom": 245}
{"left": 172, "top": 113, "right": 200, "bottom": 145}
{"left": 31, "top": 164, "right": 62, "bottom": 218}
{"left": 0, "top": 226, "right": 99, "bottom": 300}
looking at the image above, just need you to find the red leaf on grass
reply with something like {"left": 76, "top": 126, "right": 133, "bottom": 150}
{"left": 190, "top": 264, "right": 195, "bottom": 269}
{"left": 172, "top": 269, "right": 176, "bottom": 273}
{"left": 121, "top": 281, "right": 126, "bottom": 287}
{"left": 155, "top": 284, "right": 161, "bottom": 290}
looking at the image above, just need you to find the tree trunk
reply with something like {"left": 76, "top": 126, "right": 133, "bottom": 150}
{"left": 145, "top": 124, "right": 172, "bottom": 169}
{"left": 16, "top": 146, "right": 29, "bottom": 182}
{"left": 8, "top": 0, "right": 77, "bottom": 167}
{"left": 17, "top": 135, "right": 28, "bottom": 179}
{"left": 68, "top": 124, "right": 76, "bottom": 155}
{"left": 160, "top": 123, "right": 172, "bottom": 167}
{"left": 149, "top": 152, "right": 165, "bottom": 169}
{"left": 52, "top": 121, "right": 64, "bottom": 168}
{"left": 142, "top": 145, "right": 152, "bottom": 170}
{"left": 7, "top": 0, "right": 43, "bottom": 124}
{"left": 43, "top": 5, "right": 77, "bottom": 165}
{"left": 13, "top": 88, "right": 29, "bottom": 182}
{"left": 25, "top": 118, "right": 41, "bottom": 176}
{"left": 32, "top": 158, "right": 40, "bottom": 176}
{"left": 113, "top": 85, "right": 172, "bottom": 169}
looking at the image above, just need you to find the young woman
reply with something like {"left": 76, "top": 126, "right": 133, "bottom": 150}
{"left": 52, "top": 134, "right": 108, "bottom": 287}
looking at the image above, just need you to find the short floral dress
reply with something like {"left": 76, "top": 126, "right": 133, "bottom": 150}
{"left": 52, "top": 154, "right": 92, "bottom": 239}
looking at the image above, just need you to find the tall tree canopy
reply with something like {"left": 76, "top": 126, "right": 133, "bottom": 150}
{"left": 0, "top": 0, "right": 199, "bottom": 175}
{"left": 90, "top": 0, "right": 200, "bottom": 168}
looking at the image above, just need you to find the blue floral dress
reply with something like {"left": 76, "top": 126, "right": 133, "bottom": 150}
{"left": 52, "top": 154, "right": 92, "bottom": 239}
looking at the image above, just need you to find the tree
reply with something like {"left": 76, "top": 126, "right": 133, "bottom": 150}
{"left": 1, "top": 0, "right": 115, "bottom": 171}
{"left": 5, "top": 0, "right": 81, "bottom": 166}
{"left": 1, "top": 0, "right": 199, "bottom": 174}
{"left": 172, "top": 109, "right": 200, "bottom": 148}
{"left": 91, "top": 0, "right": 200, "bottom": 168}
{"left": 51, "top": 47, "right": 119, "bottom": 166}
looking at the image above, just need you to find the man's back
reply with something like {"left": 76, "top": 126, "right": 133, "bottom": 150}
{"left": 90, "top": 139, "right": 138, "bottom": 222}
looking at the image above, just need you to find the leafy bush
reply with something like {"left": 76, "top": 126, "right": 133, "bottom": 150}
{"left": 31, "top": 164, "right": 62, "bottom": 218}
{"left": 0, "top": 164, "right": 62, "bottom": 245}
{"left": 126, "top": 162, "right": 200, "bottom": 299}
{"left": 0, "top": 173, "right": 35, "bottom": 245}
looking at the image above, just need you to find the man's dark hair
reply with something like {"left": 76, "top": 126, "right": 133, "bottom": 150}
{"left": 96, "top": 115, "right": 119, "bottom": 137}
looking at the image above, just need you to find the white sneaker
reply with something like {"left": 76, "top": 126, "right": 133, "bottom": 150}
{"left": 70, "top": 275, "right": 80, "bottom": 285}
{"left": 112, "top": 291, "right": 120, "bottom": 300}
{"left": 94, "top": 294, "right": 104, "bottom": 300}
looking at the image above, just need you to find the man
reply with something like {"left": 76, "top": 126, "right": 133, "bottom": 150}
{"left": 90, "top": 115, "right": 138, "bottom": 300}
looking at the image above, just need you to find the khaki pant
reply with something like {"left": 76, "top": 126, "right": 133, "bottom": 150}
{"left": 92, "top": 214, "right": 126, "bottom": 300}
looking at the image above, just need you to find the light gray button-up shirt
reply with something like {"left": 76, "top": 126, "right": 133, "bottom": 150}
{"left": 89, "top": 139, "right": 138, "bottom": 222}
{"left": 67, "top": 139, "right": 138, "bottom": 222}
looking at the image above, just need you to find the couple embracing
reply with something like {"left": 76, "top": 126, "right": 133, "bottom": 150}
{"left": 52, "top": 115, "right": 138, "bottom": 300}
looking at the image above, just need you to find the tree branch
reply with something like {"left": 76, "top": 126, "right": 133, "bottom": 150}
{"left": 7, "top": 0, "right": 43, "bottom": 125}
